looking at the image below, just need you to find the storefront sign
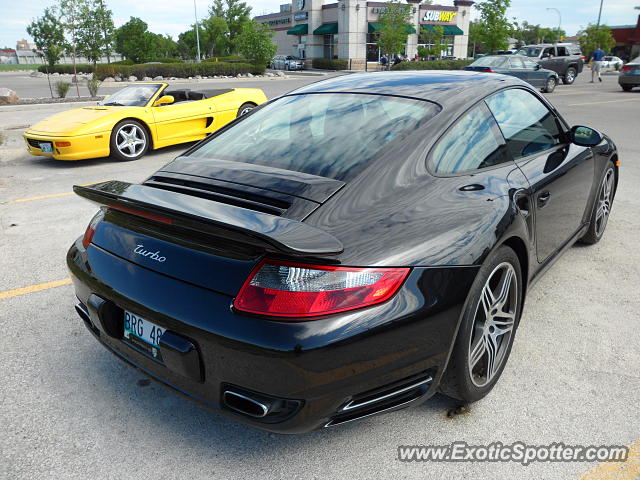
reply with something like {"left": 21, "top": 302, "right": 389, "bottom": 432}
{"left": 422, "top": 11, "right": 458, "bottom": 22}
{"left": 372, "top": 6, "right": 410, "bottom": 14}
{"left": 264, "top": 17, "right": 291, "bottom": 26}
{"left": 294, "top": 12, "right": 308, "bottom": 21}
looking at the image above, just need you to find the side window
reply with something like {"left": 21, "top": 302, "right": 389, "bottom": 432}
{"left": 430, "top": 103, "right": 510, "bottom": 175}
{"left": 509, "top": 57, "right": 525, "bottom": 68}
{"left": 556, "top": 47, "right": 568, "bottom": 56}
{"left": 523, "top": 58, "right": 538, "bottom": 70}
{"left": 543, "top": 47, "right": 555, "bottom": 57}
{"left": 485, "top": 89, "right": 563, "bottom": 160}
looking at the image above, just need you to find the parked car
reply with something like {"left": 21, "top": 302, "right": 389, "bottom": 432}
{"left": 517, "top": 43, "right": 584, "bottom": 84}
{"left": 68, "top": 71, "right": 618, "bottom": 433}
{"left": 619, "top": 56, "right": 640, "bottom": 91}
{"left": 601, "top": 56, "right": 623, "bottom": 70}
{"left": 271, "top": 55, "right": 305, "bottom": 71}
{"left": 23, "top": 83, "right": 267, "bottom": 161}
{"left": 464, "top": 54, "right": 560, "bottom": 92}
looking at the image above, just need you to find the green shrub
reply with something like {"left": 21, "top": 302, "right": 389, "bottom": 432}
{"left": 312, "top": 58, "right": 349, "bottom": 70}
{"left": 390, "top": 59, "right": 474, "bottom": 71}
{"left": 87, "top": 77, "right": 100, "bottom": 97}
{"left": 94, "top": 62, "right": 264, "bottom": 80}
{"left": 111, "top": 59, "right": 135, "bottom": 65}
{"left": 203, "top": 56, "right": 247, "bottom": 63}
{"left": 38, "top": 64, "right": 94, "bottom": 74}
{"left": 55, "top": 81, "right": 71, "bottom": 98}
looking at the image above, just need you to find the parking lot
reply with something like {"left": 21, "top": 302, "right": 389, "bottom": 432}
{"left": 1, "top": 71, "right": 639, "bottom": 480}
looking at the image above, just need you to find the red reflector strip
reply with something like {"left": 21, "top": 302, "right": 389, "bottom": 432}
{"left": 109, "top": 204, "right": 173, "bottom": 225}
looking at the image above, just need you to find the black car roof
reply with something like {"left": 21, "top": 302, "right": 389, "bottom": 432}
{"left": 289, "top": 70, "right": 525, "bottom": 106}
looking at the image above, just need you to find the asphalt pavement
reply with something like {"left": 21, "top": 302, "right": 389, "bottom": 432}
{"left": 0, "top": 71, "right": 639, "bottom": 480}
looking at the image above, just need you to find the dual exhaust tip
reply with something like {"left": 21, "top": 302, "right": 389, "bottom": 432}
{"left": 221, "top": 387, "right": 303, "bottom": 423}
{"left": 222, "top": 390, "right": 271, "bottom": 418}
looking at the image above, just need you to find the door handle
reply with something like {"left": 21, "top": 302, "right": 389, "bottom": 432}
{"left": 538, "top": 191, "right": 551, "bottom": 208}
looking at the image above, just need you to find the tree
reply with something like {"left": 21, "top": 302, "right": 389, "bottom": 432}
{"left": 468, "top": 19, "right": 483, "bottom": 56}
{"left": 59, "top": 0, "right": 87, "bottom": 95}
{"left": 235, "top": 20, "right": 276, "bottom": 67}
{"left": 420, "top": 25, "right": 444, "bottom": 59}
{"left": 203, "top": 16, "right": 230, "bottom": 56}
{"left": 209, "top": 0, "right": 252, "bottom": 47}
{"left": 375, "top": 1, "right": 412, "bottom": 66}
{"left": 578, "top": 24, "right": 616, "bottom": 59}
{"left": 114, "top": 17, "right": 152, "bottom": 63}
{"left": 177, "top": 26, "right": 207, "bottom": 59}
{"left": 76, "top": 0, "right": 114, "bottom": 66}
{"left": 475, "top": 0, "right": 512, "bottom": 54}
{"left": 26, "top": 7, "right": 67, "bottom": 68}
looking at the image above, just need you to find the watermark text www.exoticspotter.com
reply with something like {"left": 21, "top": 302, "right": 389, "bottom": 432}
{"left": 397, "top": 442, "right": 629, "bottom": 466}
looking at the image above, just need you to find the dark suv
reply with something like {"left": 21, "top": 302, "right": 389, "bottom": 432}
{"left": 517, "top": 43, "right": 584, "bottom": 85}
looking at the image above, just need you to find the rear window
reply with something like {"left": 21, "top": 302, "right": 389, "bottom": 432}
{"left": 189, "top": 93, "right": 440, "bottom": 181}
{"left": 517, "top": 47, "right": 541, "bottom": 58}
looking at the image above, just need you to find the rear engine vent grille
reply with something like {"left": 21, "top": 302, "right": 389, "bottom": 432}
{"left": 145, "top": 175, "right": 290, "bottom": 216}
{"left": 325, "top": 370, "right": 434, "bottom": 427}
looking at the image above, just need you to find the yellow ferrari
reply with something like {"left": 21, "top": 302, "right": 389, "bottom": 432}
{"left": 23, "top": 82, "right": 268, "bottom": 161}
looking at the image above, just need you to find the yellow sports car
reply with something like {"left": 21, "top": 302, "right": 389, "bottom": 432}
{"left": 23, "top": 82, "right": 268, "bottom": 161}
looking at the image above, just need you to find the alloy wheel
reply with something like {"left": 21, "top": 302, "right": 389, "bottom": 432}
{"left": 115, "top": 124, "right": 146, "bottom": 158}
{"left": 239, "top": 105, "right": 254, "bottom": 116}
{"left": 595, "top": 168, "right": 614, "bottom": 237}
{"left": 468, "top": 262, "right": 518, "bottom": 387}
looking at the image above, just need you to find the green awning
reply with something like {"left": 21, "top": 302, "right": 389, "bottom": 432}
{"left": 368, "top": 22, "right": 416, "bottom": 34}
{"left": 421, "top": 24, "right": 464, "bottom": 35}
{"left": 286, "top": 24, "right": 308, "bottom": 35}
{"left": 313, "top": 23, "right": 338, "bottom": 35}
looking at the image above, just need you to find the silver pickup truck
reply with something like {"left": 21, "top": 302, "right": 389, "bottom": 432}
{"left": 517, "top": 43, "right": 585, "bottom": 85}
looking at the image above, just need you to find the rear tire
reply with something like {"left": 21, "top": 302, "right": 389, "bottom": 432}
{"left": 579, "top": 165, "right": 615, "bottom": 245}
{"left": 562, "top": 67, "right": 577, "bottom": 85}
{"left": 110, "top": 120, "right": 149, "bottom": 161}
{"left": 439, "top": 246, "right": 523, "bottom": 402}
{"left": 621, "top": 85, "right": 633, "bottom": 91}
{"left": 236, "top": 102, "right": 256, "bottom": 118}
{"left": 542, "top": 76, "right": 557, "bottom": 93}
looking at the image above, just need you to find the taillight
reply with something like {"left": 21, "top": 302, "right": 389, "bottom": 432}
{"left": 82, "top": 210, "right": 105, "bottom": 248}
{"left": 621, "top": 65, "right": 632, "bottom": 72}
{"left": 233, "top": 259, "right": 410, "bottom": 319}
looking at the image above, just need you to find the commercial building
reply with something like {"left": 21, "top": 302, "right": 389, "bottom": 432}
{"left": 611, "top": 14, "right": 640, "bottom": 61}
{"left": 255, "top": 0, "right": 473, "bottom": 69}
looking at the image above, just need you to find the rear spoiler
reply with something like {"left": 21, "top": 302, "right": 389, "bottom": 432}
{"left": 74, "top": 181, "right": 343, "bottom": 256}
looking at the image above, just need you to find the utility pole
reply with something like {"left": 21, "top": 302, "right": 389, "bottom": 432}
{"left": 596, "top": 0, "right": 604, "bottom": 27}
{"left": 193, "top": 0, "right": 201, "bottom": 62}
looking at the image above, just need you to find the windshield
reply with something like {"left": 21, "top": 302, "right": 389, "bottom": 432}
{"left": 99, "top": 84, "right": 162, "bottom": 107}
{"left": 517, "top": 47, "right": 542, "bottom": 58}
{"left": 189, "top": 93, "right": 440, "bottom": 181}
{"left": 471, "top": 56, "right": 507, "bottom": 67}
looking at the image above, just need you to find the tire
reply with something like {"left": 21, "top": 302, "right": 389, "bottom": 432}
{"left": 439, "top": 245, "right": 523, "bottom": 403}
{"left": 579, "top": 165, "right": 615, "bottom": 245}
{"left": 110, "top": 120, "right": 149, "bottom": 161}
{"left": 236, "top": 102, "right": 256, "bottom": 118}
{"left": 542, "top": 76, "right": 557, "bottom": 93}
{"left": 562, "top": 67, "right": 577, "bottom": 85}
{"left": 621, "top": 85, "right": 633, "bottom": 92}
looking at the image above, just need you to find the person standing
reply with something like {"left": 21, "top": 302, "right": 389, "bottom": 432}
{"left": 591, "top": 46, "right": 606, "bottom": 83}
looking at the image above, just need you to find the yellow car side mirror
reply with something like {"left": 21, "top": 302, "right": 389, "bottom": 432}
{"left": 153, "top": 95, "right": 174, "bottom": 107}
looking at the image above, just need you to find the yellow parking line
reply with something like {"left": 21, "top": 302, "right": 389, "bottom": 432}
{"left": 568, "top": 98, "right": 640, "bottom": 107}
{"left": 0, "top": 278, "right": 72, "bottom": 300}
{"left": 578, "top": 438, "right": 640, "bottom": 480}
{"left": 3, "top": 180, "right": 108, "bottom": 204}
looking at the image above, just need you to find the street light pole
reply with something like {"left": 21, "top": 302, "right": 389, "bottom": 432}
{"left": 194, "top": 0, "right": 202, "bottom": 62}
{"left": 546, "top": 8, "right": 561, "bottom": 43}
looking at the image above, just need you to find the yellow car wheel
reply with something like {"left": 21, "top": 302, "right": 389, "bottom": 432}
{"left": 110, "top": 120, "right": 149, "bottom": 161}
{"left": 237, "top": 102, "right": 257, "bottom": 118}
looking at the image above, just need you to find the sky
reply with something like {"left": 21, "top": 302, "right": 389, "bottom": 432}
{"left": 1, "top": 0, "right": 638, "bottom": 49}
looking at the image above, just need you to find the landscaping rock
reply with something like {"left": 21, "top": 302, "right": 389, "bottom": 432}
{"left": 103, "top": 77, "right": 115, "bottom": 82}
{"left": 114, "top": 76, "right": 122, "bottom": 82}
{"left": 194, "top": 75, "right": 202, "bottom": 79}
{"left": 128, "top": 75, "right": 138, "bottom": 82}
{"left": 153, "top": 75, "right": 163, "bottom": 80}
{"left": 29, "top": 71, "right": 44, "bottom": 78}
{"left": 275, "top": 71, "right": 285, "bottom": 77}
{"left": 246, "top": 72, "right": 253, "bottom": 78}
{"left": 0, "top": 88, "right": 19, "bottom": 105}
{"left": 52, "top": 72, "right": 60, "bottom": 76}
{"left": 142, "top": 76, "right": 152, "bottom": 81}
{"left": 265, "top": 72, "right": 274, "bottom": 77}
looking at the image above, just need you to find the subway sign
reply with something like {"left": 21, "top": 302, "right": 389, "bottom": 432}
{"left": 422, "top": 11, "right": 458, "bottom": 22}
{"left": 263, "top": 17, "right": 291, "bottom": 26}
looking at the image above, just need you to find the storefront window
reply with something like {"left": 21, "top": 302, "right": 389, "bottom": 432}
{"left": 366, "top": 33, "right": 407, "bottom": 62}
{"left": 323, "top": 34, "right": 338, "bottom": 59}
{"left": 417, "top": 35, "right": 454, "bottom": 59}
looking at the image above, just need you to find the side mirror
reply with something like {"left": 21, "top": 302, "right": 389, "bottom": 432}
{"left": 570, "top": 125, "right": 602, "bottom": 147}
{"left": 153, "top": 95, "right": 174, "bottom": 107}
{"left": 535, "top": 64, "right": 541, "bottom": 70}
{"left": 542, "top": 53, "right": 550, "bottom": 59}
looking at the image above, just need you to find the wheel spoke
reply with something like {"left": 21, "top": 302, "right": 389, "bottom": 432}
{"left": 469, "top": 335, "right": 487, "bottom": 369}
{"left": 494, "top": 267, "right": 514, "bottom": 308}
{"left": 485, "top": 335, "right": 499, "bottom": 382}
{"left": 480, "top": 285, "right": 494, "bottom": 317}
{"left": 492, "top": 316, "right": 514, "bottom": 335}
{"left": 596, "top": 205, "right": 604, "bottom": 221}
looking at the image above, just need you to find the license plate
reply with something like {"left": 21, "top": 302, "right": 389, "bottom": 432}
{"left": 39, "top": 142, "right": 53, "bottom": 153}
{"left": 123, "top": 310, "right": 165, "bottom": 359}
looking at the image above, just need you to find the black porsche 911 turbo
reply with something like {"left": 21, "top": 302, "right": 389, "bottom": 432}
{"left": 68, "top": 71, "right": 618, "bottom": 433}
